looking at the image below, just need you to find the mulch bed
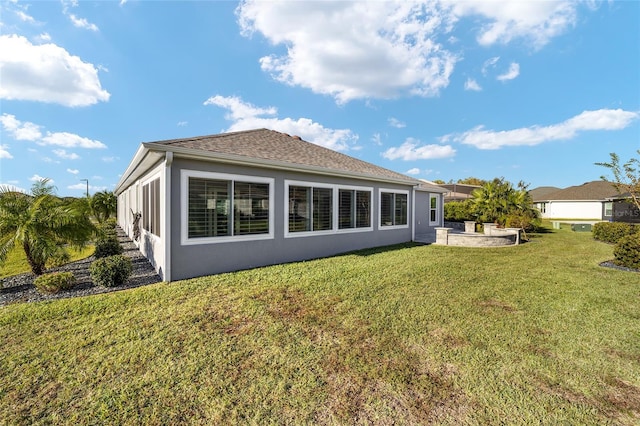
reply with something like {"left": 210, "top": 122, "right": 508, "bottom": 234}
{"left": 1, "top": 228, "right": 161, "bottom": 306}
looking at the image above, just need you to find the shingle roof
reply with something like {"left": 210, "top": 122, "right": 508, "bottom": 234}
{"left": 529, "top": 186, "right": 561, "bottom": 202}
{"left": 146, "top": 128, "right": 418, "bottom": 184}
{"left": 541, "top": 181, "right": 618, "bottom": 201}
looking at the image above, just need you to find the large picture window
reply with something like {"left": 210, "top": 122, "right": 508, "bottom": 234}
{"left": 142, "top": 177, "right": 160, "bottom": 237}
{"left": 286, "top": 181, "right": 372, "bottom": 237}
{"left": 380, "top": 190, "right": 408, "bottom": 228}
{"left": 182, "top": 171, "right": 273, "bottom": 244}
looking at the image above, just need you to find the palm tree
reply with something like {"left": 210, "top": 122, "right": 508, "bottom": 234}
{"left": 471, "top": 178, "right": 539, "bottom": 228}
{"left": 90, "top": 190, "right": 117, "bottom": 223}
{"left": 0, "top": 179, "right": 96, "bottom": 275}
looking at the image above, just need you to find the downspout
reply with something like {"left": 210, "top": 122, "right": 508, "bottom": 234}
{"left": 163, "top": 151, "right": 173, "bottom": 282}
{"left": 411, "top": 186, "right": 416, "bottom": 242}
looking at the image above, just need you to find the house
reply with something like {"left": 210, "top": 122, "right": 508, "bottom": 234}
{"left": 531, "top": 181, "right": 617, "bottom": 220}
{"left": 438, "top": 183, "right": 481, "bottom": 203}
{"left": 115, "top": 129, "right": 447, "bottom": 282}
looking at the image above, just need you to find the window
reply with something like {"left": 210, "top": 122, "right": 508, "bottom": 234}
{"left": 429, "top": 195, "right": 438, "bottom": 225}
{"left": 288, "top": 185, "right": 332, "bottom": 232}
{"left": 182, "top": 171, "right": 273, "bottom": 244}
{"left": 604, "top": 202, "right": 613, "bottom": 217}
{"left": 142, "top": 177, "right": 160, "bottom": 237}
{"left": 286, "top": 181, "right": 373, "bottom": 237}
{"left": 380, "top": 190, "right": 408, "bottom": 227}
{"left": 339, "top": 189, "right": 371, "bottom": 229}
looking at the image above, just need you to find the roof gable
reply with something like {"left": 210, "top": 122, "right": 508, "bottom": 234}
{"left": 146, "top": 128, "right": 418, "bottom": 184}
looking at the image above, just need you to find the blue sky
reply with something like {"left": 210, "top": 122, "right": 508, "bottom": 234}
{"left": 0, "top": 0, "right": 638, "bottom": 197}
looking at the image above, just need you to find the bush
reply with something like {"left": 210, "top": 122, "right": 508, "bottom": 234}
{"left": 93, "top": 237, "right": 123, "bottom": 258}
{"left": 98, "top": 219, "right": 118, "bottom": 240}
{"left": 89, "top": 255, "right": 132, "bottom": 287}
{"left": 613, "top": 233, "right": 640, "bottom": 269}
{"left": 444, "top": 200, "right": 474, "bottom": 222}
{"left": 46, "top": 250, "right": 71, "bottom": 268}
{"left": 505, "top": 213, "right": 541, "bottom": 232}
{"left": 592, "top": 222, "right": 639, "bottom": 244}
{"left": 34, "top": 272, "right": 77, "bottom": 294}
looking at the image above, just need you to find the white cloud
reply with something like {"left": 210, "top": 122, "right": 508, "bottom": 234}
{"left": 177, "top": 121, "right": 188, "bottom": 127}
{"left": 237, "top": 1, "right": 458, "bottom": 103}
{"left": 68, "top": 183, "right": 107, "bottom": 192}
{"left": 42, "top": 157, "right": 60, "bottom": 164}
{"left": 35, "top": 33, "right": 52, "bottom": 43}
{"left": 67, "top": 168, "right": 79, "bottom": 175}
{"left": 388, "top": 117, "right": 406, "bottom": 129}
{"left": 41, "top": 132, "right": 106, "bottom": 149}
{"left": 0, "top": 145, "right": 13, "bottom": 159}
{"left": 451, "top": 1, "right": 580, "bottom": 49}
{"left": 406, "top": 168, "right": 421, "bottom": 175}
{"left": 482, "top": 56, "right": 500, "bottom": 75}
{"left": 29, "top": 174, "right": 52, "bottom": 183}
{"left": 0, "top": 35, "right": 110, "bottom": 107}
{"left": 0, "top": 114, "right": 42, "bottom": 141}
{"left": 464, "top": 78, "right": 482, "bottom": 91}
{"left": 16, "top": 10, "right": 36, "bottom": 24}
{"left": 497, "top": 62, "right": 520, "bottom": 81}
{"left": 53, "top": 149, "right": 80, "bottom": 160}
{"left": 102, "top": 156, "right": 119, "bottom": 162}
{"left": 68, "top": 14, "right": 99, "bottom": 31}
{"left": 371, "top": 133, "right": 383, "bottom": 146}
{"left": 382, "top": 138, "right": 456, "bottom": 161}
{"left": 446, "top": 109, "right": 640, "bottom": 150}
{"left": 205, "top": 95, "right": 358, "bottom": 151}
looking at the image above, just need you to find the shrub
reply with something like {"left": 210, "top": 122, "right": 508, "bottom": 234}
{"left": 444, "top": 200, "right": 474, "bottom": 222}
{"left": 93, "top": 237, "right": 123, "bottom": 258}
{"left": 613, "top": 233, "right": 640, "bottom": 269}
{"left": 98, "top": 219, "right": 118, "bottom": 240}
{"left": 592, "top": 222, "right": 638, "bottom": 244}
{"left": 34, "top": 272, "right": 77, "bottom": 294}
{"left": 89, "top": 255, "right": 132, "bottom": 287}
{"left": 505, "top": 213, "right": 541, "bottom": 232}
{"left": 46, "top": 250, "right": 71, "bottom": 268}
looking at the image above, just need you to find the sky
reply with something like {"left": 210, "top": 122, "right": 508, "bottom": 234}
{"left": 0, "top": 0, "right": 638, "bottom": 197}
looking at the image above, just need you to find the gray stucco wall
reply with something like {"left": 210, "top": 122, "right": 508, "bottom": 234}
{"left": 169, "top": 158, "right": 414, "bottom": 280}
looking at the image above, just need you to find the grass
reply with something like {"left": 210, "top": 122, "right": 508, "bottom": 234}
{"left": 0, "top": 246, "right": 94, "bottom": 279}
{"left": 0, "top": 245, "right": 95, "bottom": 280}
{"left": 1, "top": 227, "right": 639, "bottom": 424}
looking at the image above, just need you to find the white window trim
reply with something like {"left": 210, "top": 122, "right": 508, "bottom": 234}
{"left": 284, "top": 180, "right": 374, "bottom": 238}
{"left": 429, "top": 194, "right": 439, "bottom": 226}
{"left": 141, "top": 171, "right": 162, "bottom": 241}
{"left": 181, "top": 169, "right": 274, "bottom": 245}
{"left": 378, "top": 188, "right": 410, "bottom": 230}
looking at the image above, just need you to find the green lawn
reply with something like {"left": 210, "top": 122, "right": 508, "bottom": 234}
{"left": 0, "top": 246, "right": 95, "bottom": 280}
{"left": 1, "top": 228, "right": 638, "bottom": 424}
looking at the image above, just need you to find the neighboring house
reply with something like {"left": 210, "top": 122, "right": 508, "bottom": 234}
{"left": 531, "top": 181, "right": 617, "bottom": 220}
{"left": 438, "top": 183, "right": 481, "bottom": 203}
{"left": 115, "top": 129, "right": 447, "bottom": 282}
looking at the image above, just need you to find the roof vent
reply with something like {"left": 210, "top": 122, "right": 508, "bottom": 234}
{"left": 292, "top": 135, "right": 302, "bottom": 140}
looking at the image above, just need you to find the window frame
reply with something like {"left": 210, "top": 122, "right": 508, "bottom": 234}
{"left": 378, "top": 188, "right": 410, "bottom": 230}
{"left": 285, "top": 180, "right": 373, "bottom": 238}
{"left": 181, "top": 170, "right": 274, "bottom": 245}
{"left": 429, "top": 194, "right": 439, "bottom": 226}
{"left": 141, "top": 175, "right": 161, "bottom": 238}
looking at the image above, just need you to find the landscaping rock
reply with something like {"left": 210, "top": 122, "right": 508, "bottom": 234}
{"left": 1, "top": 227, "right": 161, "bottom": 306}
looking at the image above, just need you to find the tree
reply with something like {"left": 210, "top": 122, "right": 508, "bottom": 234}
{"left": 432, "top": 179, "right": 446, "bottom": 184}
{"left": 90, "top": 190, "right": 117, "bottom": 223}
{"left": 596, "top": 150, "right": 640, "bottom": 211}
{"left": 457, "top": 177, "right": 486, "bottom": 186}
{"left": 470, "top": 178, "right": 539, "bottom": 230}
{"left": 0, "top": 179, "right": 96, "bottom": 275}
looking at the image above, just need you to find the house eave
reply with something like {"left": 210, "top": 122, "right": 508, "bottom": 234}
{"left": 114, "top": 145, "right": 165, "bottom": 195}
{"left": 146, "top": 143, "right": 420, "bottom": 187}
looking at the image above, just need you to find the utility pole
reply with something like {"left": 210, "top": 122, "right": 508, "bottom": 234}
{"left": 80, "top": 178, "right": 89, "bottom": 198}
